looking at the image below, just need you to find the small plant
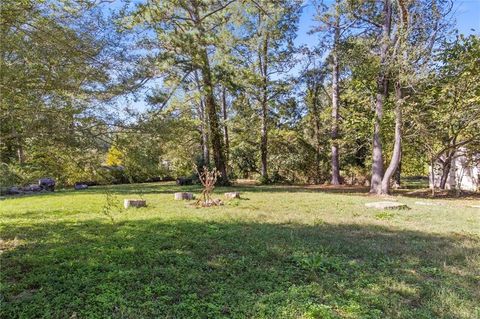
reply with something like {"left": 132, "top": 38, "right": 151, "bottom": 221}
{"left": 102, "top": 188, "right": 120, "bottom": 224}
{"left": 295, "top": 250, "right": 344, "bottom": 275}
{"left": 375, "top": 211, "right": 395, "bottom": 220}
{"left": 306, "top": 304, "right": 337, "bottom": 319}
{"left": 195, "top": 166, "right": 223, "bottom": 207}
{"left": 227, "top": 199, "right": 240, "bottom": 207}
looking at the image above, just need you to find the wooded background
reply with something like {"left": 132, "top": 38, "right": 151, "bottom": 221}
{"left": 1, "top": 0, "right": 479, "bottom": 194}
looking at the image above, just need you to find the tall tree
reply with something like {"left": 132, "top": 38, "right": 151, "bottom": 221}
{"left": 236, "top": 0, "right": 300, "bottom": 182}
{"left": 357, "top": 0, "right": 451, "bottom": 194}
{"left": 414, "top": 34, "right": 480, "bottom": 192}
{"left": 369, "top": 0, "right": 392, "bottom": 194}
{"left": 313, "top": 0, "right": 360, "bottom": 184}
{"left": 129, "top": 0, "right": 237, "bottom": 184}
{"left": 330, "top": 2, "right": 341, "bottom": 185}
{"left": 0, "top": 0, "right": 121, "bottom": 183}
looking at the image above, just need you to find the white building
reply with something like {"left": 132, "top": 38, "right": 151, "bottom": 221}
{"left": 430, "top": 148, "right": 480, "bottom": 192}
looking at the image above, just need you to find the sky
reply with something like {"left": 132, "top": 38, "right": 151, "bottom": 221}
{"left": 116, "top": 0, "right": 480, "bottom": 113}
{"left": 295, "top": 0, "right": 480, "bottom": 47}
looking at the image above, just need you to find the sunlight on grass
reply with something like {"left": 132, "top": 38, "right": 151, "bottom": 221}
{"left": 1, "top": 182, "right": 479, "bottom": 318}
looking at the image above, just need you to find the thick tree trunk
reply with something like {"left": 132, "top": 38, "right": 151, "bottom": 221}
{"left": 222, "top": 86, "right": 229, "bottom": 173}
{"left": 260, "top": 31, "right": 269, "bottom": 181}
{"left": 370, "top": 0, "right": 392, "bottom": 194}
{"left": 200, "top": 55, "right": 228, "bottom": 184}
{"left": 380, "top": 81, "right": 403, "bottom": 194}
{"left": 192, "top": 7, "right": 228, "bottom": 184}
{"left": 331, "top": 7, "right": 341, "bottom": 185}
{"left": 439, "top": 154, "right": 453, "bottom": 189}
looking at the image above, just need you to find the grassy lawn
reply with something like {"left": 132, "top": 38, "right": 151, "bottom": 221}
{"left": 1, "top": 182, "right": 479, "bottom": 318}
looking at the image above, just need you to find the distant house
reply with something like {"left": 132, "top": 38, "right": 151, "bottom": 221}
{"left": 430, "top": 148, "right": 480, "bottom": 192}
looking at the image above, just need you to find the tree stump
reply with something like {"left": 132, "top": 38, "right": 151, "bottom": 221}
{"left": 224, "top": 192, "right": 240, "bottom": 199}
{"left": 174, "top": 192, "right": 194, "bottom": 200}
{"left": 124, "top": 199, "right": 146, "bottom": 208}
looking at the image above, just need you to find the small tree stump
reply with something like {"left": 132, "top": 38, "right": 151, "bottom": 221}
{"left": 174, "top": 192, "right": 194, "bottom": 200}
{"left": 124, "top": 199, "right": 146, "bottom": 208}
{"left": 224, "top": 192, "right": 240, "bottom": 199}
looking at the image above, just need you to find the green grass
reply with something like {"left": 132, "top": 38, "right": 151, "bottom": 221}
{"left": 1, "top": 182, "right": 479, "bottom": 318}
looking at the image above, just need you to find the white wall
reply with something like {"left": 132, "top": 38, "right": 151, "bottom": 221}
{"left": 429, "top": 150, "right": 480, "bottom": 192}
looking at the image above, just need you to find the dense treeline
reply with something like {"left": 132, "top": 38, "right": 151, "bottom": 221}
{"left": 1, "top": 0, "right": 479, "bottom": 193}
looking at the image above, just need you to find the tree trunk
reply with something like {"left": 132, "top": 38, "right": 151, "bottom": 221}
{"left": 311, "top": 86, "right": 322, "bottom": 184}
{"left": 380, "top": 81, "right": 403, "bottom": 194}
{"left": 195, "top": 71, "right": 210, "bottom": 166}
{"left": 393, "top": 161, "right": 401, "bottom": 189}
{"left": 370, "top": 0, "right": 392, "bottom": 194}
{"left": 430, "top": 158, "right": 436, "bottom": 197}
{"left": 439, "top": 153, "right": 453, "bottom": 189}
{"left": 191, "top": 6, "right": 228, "bottom": 184}
{"left": 17, "top": 146, "right": 24, "bottom": 165}
{"left": 260, "top": 31, "right": 269, "bottom": 181}
{"left": 331, "top": 0, "right": 341, "bottom": 185}
{"left": 201, "top": 101, "right": 210, "bottom": 167}
{"left": 200, "top": 48, "right": 228, "bottom": 184}
{"left": 222, "top": 86, "right": 229, "bottom": 173}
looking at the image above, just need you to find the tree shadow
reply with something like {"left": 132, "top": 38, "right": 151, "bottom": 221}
{"left": 397, "top": 188, "right": 480, "bottom": 200}
{"left": 2, "top": 219, "right": 478, "bottom": 318}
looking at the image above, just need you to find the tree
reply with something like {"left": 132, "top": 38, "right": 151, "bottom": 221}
{"left": 351, "top": 0, "right": 452, "bottom": 194}
{"left": 414, "top": 34, "right": 480, "bottom": 192}
{"left": 0, "top": 0, "right": 121, "bottom": 184}
{"left": 312, "top": 0, "right": 349, "bottom": 184}
{"left": 128, "top": 0, "right": 237, "bottom": 184}
{"left": 233, "top": 0, "right": 300, "bottom": 182}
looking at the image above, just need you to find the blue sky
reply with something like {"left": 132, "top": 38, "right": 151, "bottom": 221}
{"left": 295, "top": 0, "right": 480, "bottom": 47}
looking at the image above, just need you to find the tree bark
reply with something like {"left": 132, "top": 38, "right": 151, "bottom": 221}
{"left": 191, "top": 7, "right": 228, "bottom": 184}
{"left": 439, "top": 153, "right": 453, "bottom": 189}
{"left": 331, "top": 4, "right": 341, "bottom": 185}
{"left": 370, "top": 0, "right": 392, "bottom": 194}
{"left": 199, "top": 47, "right": 228, "bottom": 184}
{"left": 260, "top": 31, "right": 269, "bottom": 181}
{"left": 380, "top": 81, "right": 403, "bottom": 194}
{"left": 195, "top": 71, "right": 210, "bottom": 166}
{"left": 313, "top": 87, "right": 322, "bottom": 184}
{"left": 201, "top": 100, "right": 210, "bottom": 166}
{"left": 430, "top": 158, "right": 436, "bottom": 197}
{"left": 222, "top": 86, "right": 229, "bottom": 173}
{"left": 393, "top": 161, "right": 401, "bottom": 188}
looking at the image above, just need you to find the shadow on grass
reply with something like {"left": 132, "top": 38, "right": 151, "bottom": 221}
{"left": 397, "top": 188, "right": 480, "bottom": 200}
{"left": 2, "top": 219, "right": 479, "bottom": 318}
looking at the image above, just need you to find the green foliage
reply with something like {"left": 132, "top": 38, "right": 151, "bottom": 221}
{"left": 414, "top": 34, "right": 480, "bottom": 162}
{"left": 374, "top": 211, "right": 395, "bottom": 220}
{"left": 305, "top": 304, "right": 337, "bottom": 319}
{"left": 0, "top": 163, "right": 26, "bottom": 188}
{"left": 105, "top": 146, "right": 123, "bottom": 167}
{"left": 0, "top": 0, "right": 477, "bottom": 192}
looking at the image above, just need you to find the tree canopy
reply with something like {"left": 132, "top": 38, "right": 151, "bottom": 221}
{"left": 1, "top": 0, "right": 478, "bottom": 193}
